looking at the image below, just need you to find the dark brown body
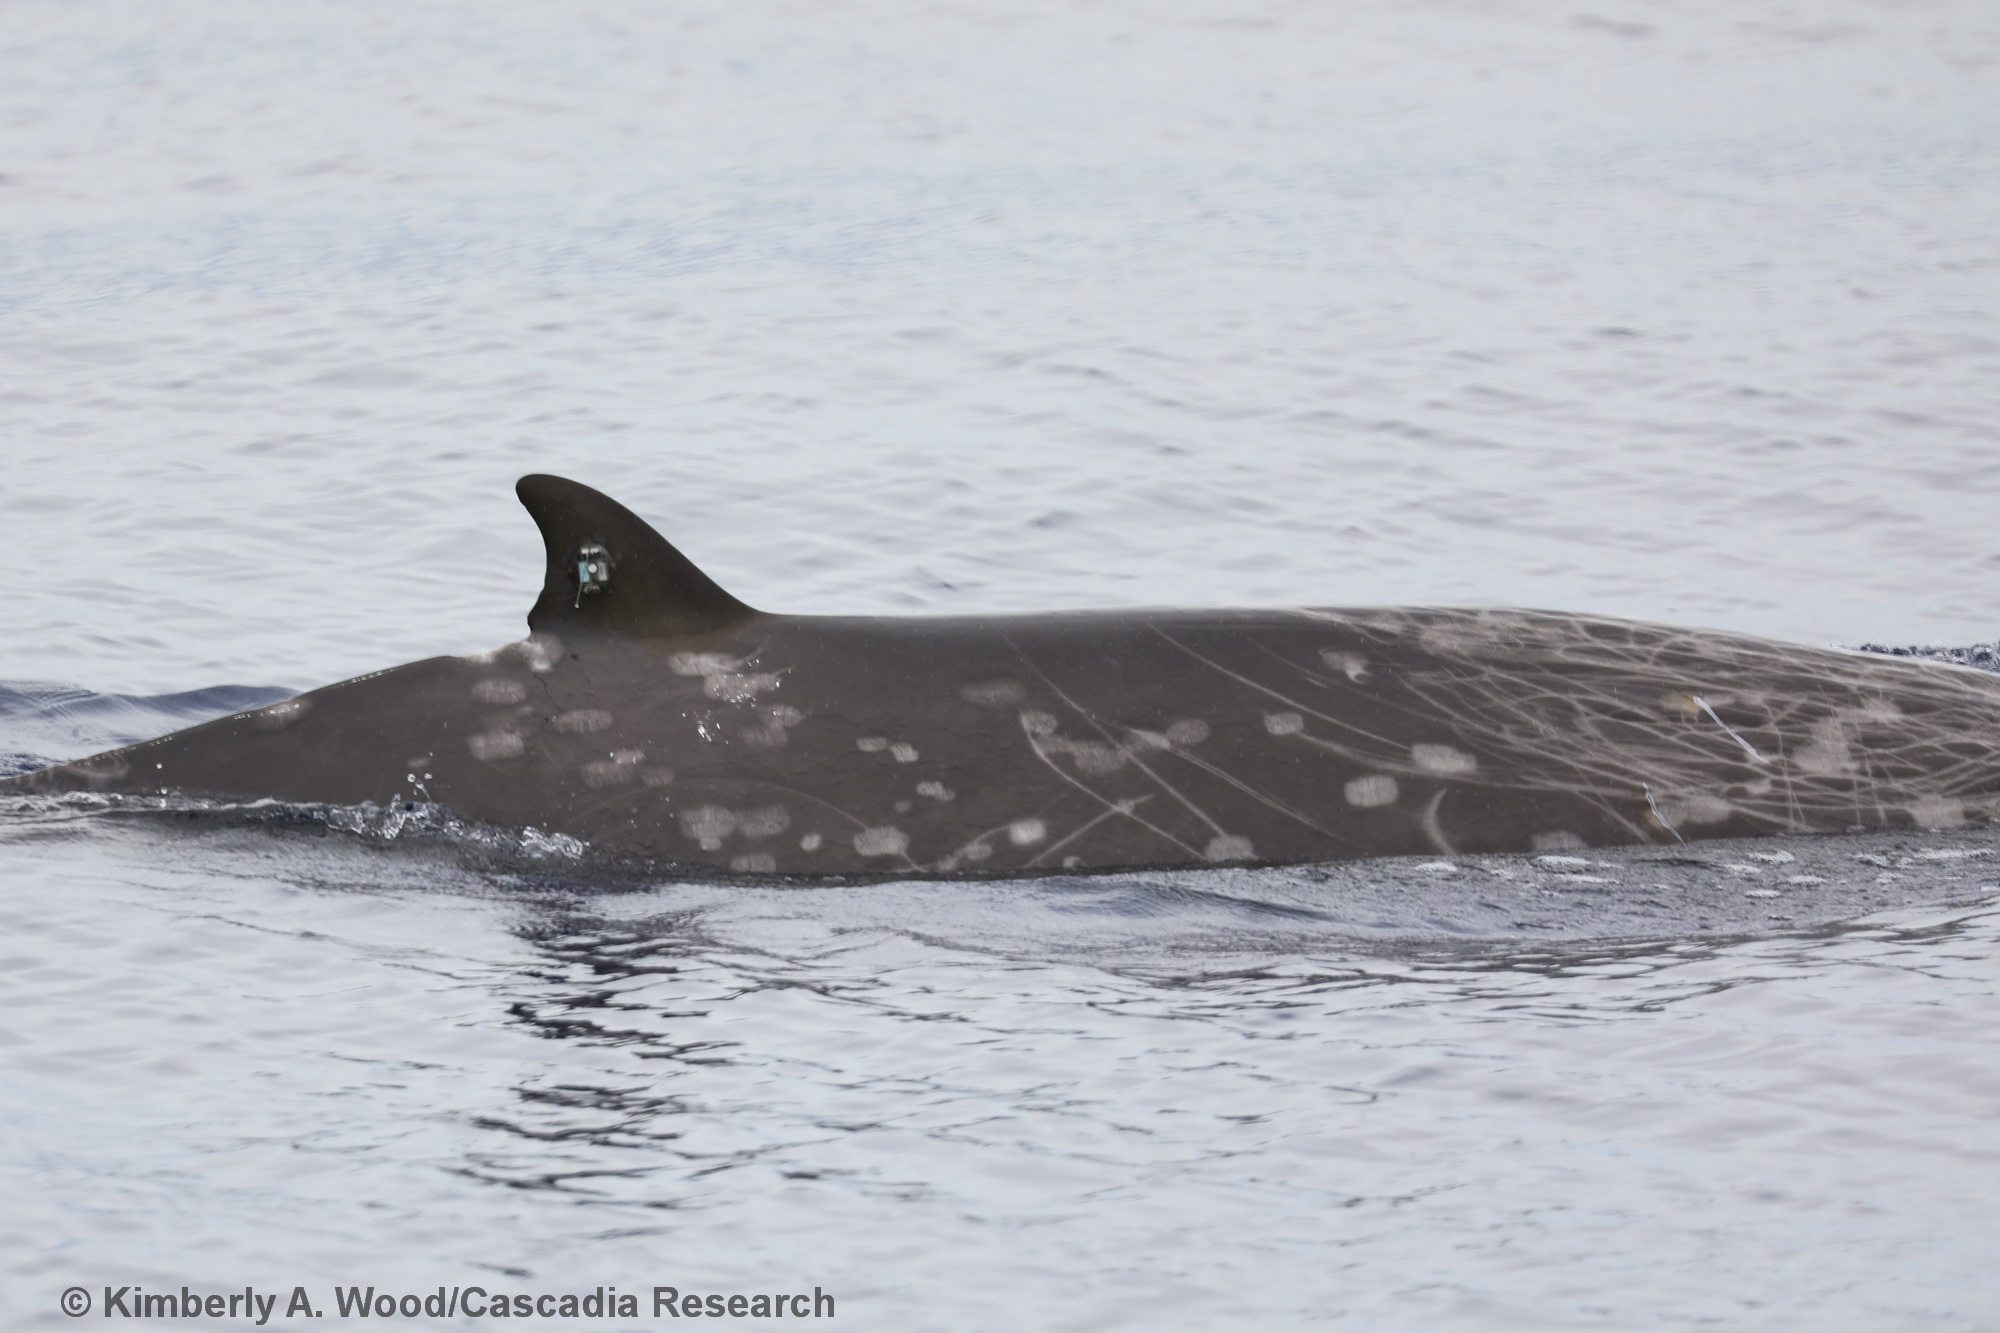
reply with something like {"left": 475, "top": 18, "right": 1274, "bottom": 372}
{"left": 9, "top": 476, "right": 2000, "bottom": 876}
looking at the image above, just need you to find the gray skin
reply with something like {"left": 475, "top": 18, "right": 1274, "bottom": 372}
{"left": 9, "top": 474, "right": 2000, "bottom": 878}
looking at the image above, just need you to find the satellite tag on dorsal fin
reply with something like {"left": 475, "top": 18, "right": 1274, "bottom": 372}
{"left": 516, "top": 474, "right": 759, "bottom": 640}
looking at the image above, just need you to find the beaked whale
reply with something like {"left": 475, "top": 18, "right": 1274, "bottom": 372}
{"left": 9, "top": 474, "right": 2000, "bottom": 877}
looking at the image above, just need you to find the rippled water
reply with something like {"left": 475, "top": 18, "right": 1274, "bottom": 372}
{"left": 5, "top": 0, "right": 2000, "bottom": 1328}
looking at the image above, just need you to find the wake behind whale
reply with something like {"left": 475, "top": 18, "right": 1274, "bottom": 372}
{"left": 8, "top": 474, "right": 2000, "bottom": 880}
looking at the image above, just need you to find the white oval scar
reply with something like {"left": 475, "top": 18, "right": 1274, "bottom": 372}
{"left": 1008, "top": 818, "right": 1046, "bottom": 846}
{"left": 471, "top": 679, "right": 528, "bottom": 705}
{"left": 853, "top": 826, "right": 909, "bottom": 857}
{"left": 1654, "top": 792, "right": 1731, "bottom": 825}
{"left": 1204, "top": 834, "right": 1254, "bottom": 861}
{"left": 704, "top": 672, "right": 780, "bottom": 702}
{"left": 680, "top": 805, "right": 737, "bottom": 851}
{"left": 1263, "top": 712, "right": 1304, "bottom": 736}
{"left": 1911, "top": 795, "right": 1966, "bottom": 829}
{"left": 668, "top": 652, "right": 741, "bottom": 676}
{"left": 1344, "top": 774, "right": 1398, "bottom": 808}
{"left": 510, "top": 633, "right": 564, "bottom": 672}
{"left": 468, "top": 732, "right": 524, "bottom": 761}
{"left": 1411, "top": 743, "right": 1476, "bottom": 775}
{"left": 737, "top": 806, "right": 790, "bottom": 838}
{"left": 1319, "top": 649, "right": 1370, "bottom": 681}
{"left": 580, "top": 751, "right": 645, "bottom": 787}
{"left": 1065, "top": 742, "right": 1124, "bottom": 774}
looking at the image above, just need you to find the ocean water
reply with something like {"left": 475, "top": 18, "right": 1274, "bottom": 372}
{"left": 4, "top": 0, "right": 2000, "bottom": 1328}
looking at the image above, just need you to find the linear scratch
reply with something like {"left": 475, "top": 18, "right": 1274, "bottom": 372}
{"left": 998, "top": 634, "right": 1203, "bottom": 859}
{"left": 1693, "top": 694, "right": 1768, "bottom": 763}
{"left": 1031, "top": 798, "right": 1154, "bottom": 867}
{"left": 1643, "top": 782, "right": 1686, "bottom": 843}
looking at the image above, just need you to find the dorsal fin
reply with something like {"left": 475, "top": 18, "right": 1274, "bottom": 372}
{"left": 516, "top": 474, "right": 759, "bottom": 640}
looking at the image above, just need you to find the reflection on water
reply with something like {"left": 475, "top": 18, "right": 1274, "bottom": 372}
{"left": 4, "top": 810, "right": 1998, "bottom": 1328}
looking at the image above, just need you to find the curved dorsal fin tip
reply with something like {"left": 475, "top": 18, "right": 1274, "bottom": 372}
{"left": 515, "top": 473, "right": 757, "bottom": 639}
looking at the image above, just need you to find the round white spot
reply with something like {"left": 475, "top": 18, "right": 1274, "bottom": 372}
{"left": 853, "top": 826, "right": 909, "bottom": 858}
{"left": 1344, "top": 774, "right": 1399, "bottom": 808}
{"left": 800, "top": 832, "right": 824, "bottom": 851}
{"left": 1411, "top": 743, "right": 1476, "bottom": 775}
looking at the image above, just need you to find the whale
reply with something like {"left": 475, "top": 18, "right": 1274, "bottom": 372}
{"left": 8, "top": 473, "right": 2000, "bottom": 877}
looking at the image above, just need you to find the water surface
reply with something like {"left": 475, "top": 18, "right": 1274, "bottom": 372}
{"left": 3, "top": 1, "right": 1999, "bottom": 1327}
